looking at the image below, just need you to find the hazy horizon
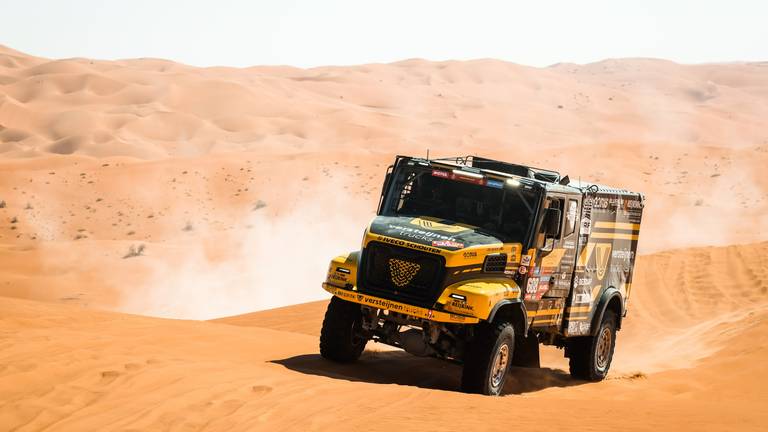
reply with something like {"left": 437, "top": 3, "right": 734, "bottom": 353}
{"left": 2, "top": 0, "right": 766, "bottom": 68}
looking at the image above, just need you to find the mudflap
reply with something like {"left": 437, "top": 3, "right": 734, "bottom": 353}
{"left": 511, "top": 330, "right": 541, "bottom": 368}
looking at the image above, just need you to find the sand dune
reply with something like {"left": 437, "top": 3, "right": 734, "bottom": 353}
{"left": 1, "top": 46, "right": 767, "bottom": 430}
{"left": 2, "top": 46, "right": 767, "bottom": 264}
{"left": 2, "top": 241, "right": 767, "bottom": 431}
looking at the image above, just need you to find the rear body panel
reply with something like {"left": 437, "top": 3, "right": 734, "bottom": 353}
{"left": 563, "top": 191, "right": 643, "bottom": 336}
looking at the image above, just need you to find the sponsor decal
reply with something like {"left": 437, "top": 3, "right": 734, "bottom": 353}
{"left": 486, "top": 179, "right": 504, "bottom": 189}
{"left": 520, "top": 255, "right": 532, "bottom": 266}
{"left": 409, "top": 218, "right": 469, "bottom": 233}
{"left": 462, "top": 251, "right": 478, "bottom": 259}
{"left": 574, "top": 293, "right": 592, "bottom": 304}
{"left": 448, "top": 300, "right": 475, "bottom": 312}
{"left": 567, "top": 201, "right": 578, "bottom": 225}
{"left": 328, "top": 286, "right": 475, "bottom": 323}
{"left": 577, "top": 276, "right": 593, "bottom": 286}
{"left": 612, "top": 249, "right": 634, "bottom": 260}
{"left": 453, "top": 174, "right": 486, "bottom": 186}
{"left": 431, "top": 168, "right": 485, "bottom": 185}
{"left": 518, "top": 265, "right": 527, "bottom": 275}
{"left": 595, "top": 244, "right": 612, "bottom": 280}
{"left": 585, "top": 196, "right": 643, "bottom": 210}
{"left": 567, "top": 321, "right": 579, "bottom": 334}
{"left": 526, "top": 277, "right": 539, "bottom": 294}
{"left": 387, "top": 224, "right": 459, "bottom": 243}
{"left": 375, "top": 235, "right": 442, "bottom": 254}
{"left": 432, "top": 240, "right": 464, "bottom": 249}
{"left": 328, "top": 273, "right": 347, "bottom": 283}
{"left": 567, "top": 321, "right": 592, "bottom": 336}
{"left": 581, "top": 217, "right": 592, "bottom": 235}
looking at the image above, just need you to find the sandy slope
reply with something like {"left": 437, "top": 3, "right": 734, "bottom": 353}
{"left": 1, "top": 46, "right": 768, "bottom": 430}
{"left": 2, "top": 44, "right": 768, "bottom": 259}
{"left": 2, "top": 241, "right": 767, "bottom": 431}
{"left": 1, "top": 46, "right": 767, "bottom": 318}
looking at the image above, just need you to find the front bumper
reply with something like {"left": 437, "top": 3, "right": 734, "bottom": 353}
{"left": 322, "top": 283, "right": 479, "bottom": 324}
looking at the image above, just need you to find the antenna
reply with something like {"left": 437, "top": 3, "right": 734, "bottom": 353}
{"left": 426, "top": 149, "right": 430, "bottom": 160}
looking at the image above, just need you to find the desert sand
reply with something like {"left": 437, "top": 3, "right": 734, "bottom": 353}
{"left": 1, "top": 44, "right": 767, "bottom": 430}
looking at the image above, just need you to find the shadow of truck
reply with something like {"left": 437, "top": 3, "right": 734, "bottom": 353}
{"left": 271, "top": 350, "right": 582, "bottom": 395}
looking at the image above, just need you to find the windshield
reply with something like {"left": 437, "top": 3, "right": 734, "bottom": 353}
{"left": 381, "top": 165, "right": 541, "bottom": 244}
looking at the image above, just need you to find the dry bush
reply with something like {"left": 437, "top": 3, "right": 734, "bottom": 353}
{"left": 123, "top": 244, "right": 146, "bottom": 259}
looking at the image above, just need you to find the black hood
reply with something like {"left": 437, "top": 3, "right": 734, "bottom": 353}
{"left": 368, "top": 215, "right": 503, "bottom": 251}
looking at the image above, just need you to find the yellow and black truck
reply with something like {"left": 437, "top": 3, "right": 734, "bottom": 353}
{"left": 320, "top": 155, "right": 644, "bottom": 395}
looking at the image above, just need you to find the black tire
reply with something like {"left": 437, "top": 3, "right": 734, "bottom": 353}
{"left": 567, "top": 310, "right": 617, "bottom": 381}
{"left": 460, "top": 322, "right": 515, "bottom": 396}
{"left": 320, "top": 296, "right": 367, "bottom": 362}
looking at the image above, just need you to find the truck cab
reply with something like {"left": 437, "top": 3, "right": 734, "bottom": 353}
{"left": 320, "top": 155, "right": 644, "bottom": 395}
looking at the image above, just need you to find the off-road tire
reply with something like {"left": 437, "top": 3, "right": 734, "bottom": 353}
{"left": 567, "top": 310, "right": 617, "bottom": 381}
{"left": 320, "top": 296, "right": 367, "bottom": 363}
{"left": 460, "top": 322, "right": 515, "bottom": 396}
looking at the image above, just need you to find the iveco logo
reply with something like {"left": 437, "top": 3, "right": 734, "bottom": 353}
{"left": 388, "top": 258, "right": 421, "bottom": 287}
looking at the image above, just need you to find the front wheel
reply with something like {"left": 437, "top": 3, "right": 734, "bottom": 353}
{"left": 460, "top": 322, "right": 515, "bottom": 396}
{"left": 319, "top": 296, "right": 368, "bottom": 362}
{"left": 567, "top": 310, "right": 617, "bottom": 381}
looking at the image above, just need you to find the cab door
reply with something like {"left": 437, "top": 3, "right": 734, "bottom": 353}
{"left": 546, "top": 196, "right": 580, "bottom": 297}
{"left": 527, "top": 194, "right": 580, "bottom": 330}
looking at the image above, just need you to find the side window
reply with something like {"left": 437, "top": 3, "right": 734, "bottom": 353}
{"left": 564, "top": 199, "right": 578, "bottom": 236}
{"left": 550, "top": 198, "right": 564, "bottom": 238}
{"left": 539, "top": 197, "right": 564, "bottom": 238}
{"left": 396, "top": 172, "right": 417, "bottom": 211}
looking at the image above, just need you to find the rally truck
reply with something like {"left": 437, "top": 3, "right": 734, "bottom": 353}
{"left": 320, "top": 155, "right": 644, "bottom": 395}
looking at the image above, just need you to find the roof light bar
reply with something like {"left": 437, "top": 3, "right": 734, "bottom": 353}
{"left": 452, "top": 169, "right": 484, "bottom": 179}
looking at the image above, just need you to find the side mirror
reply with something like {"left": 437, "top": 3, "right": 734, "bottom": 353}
{"left": 543, "top": 208, "right": 561, "bottom": 237}
{"left": 377, "top": 167, "right": 394, "bottom": 214}
{"left": 382, "top": 172, "right": 392, "bottom": 195}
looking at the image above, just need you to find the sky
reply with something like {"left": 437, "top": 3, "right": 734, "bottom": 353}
{"left": 2, "top": 0, "right": 766, "bottom": 68}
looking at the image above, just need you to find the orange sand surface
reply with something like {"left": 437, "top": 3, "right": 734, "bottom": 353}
{"left": 1, "top": 45, "right": 767, "bottom": 430}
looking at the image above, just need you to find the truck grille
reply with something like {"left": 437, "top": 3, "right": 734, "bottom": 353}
{"left": 483, "top": 253, "right": 508, "bottom": 272}
{"left": 358, "top": 241, "right": 445, "bottom": 308}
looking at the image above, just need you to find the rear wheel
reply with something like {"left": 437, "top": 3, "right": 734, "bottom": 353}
{"left": 320, "top": 296, "right": 367, "bottom": 362}
{"left": 567, "top": 310, "right": 617, "bottom": 381}
{"left": 460, "top": 322, "right": 515, "bottom": 396}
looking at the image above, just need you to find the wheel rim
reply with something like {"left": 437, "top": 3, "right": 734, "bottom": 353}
{"left": 595, "top": 326, "right": 612, "bottom": 371}
{"left": 490, "top": 343, "right": 510, "bottom": 388}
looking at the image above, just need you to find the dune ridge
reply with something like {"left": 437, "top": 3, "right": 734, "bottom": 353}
{"left": 2, "top": 46, "right": 768, "bottom": 160}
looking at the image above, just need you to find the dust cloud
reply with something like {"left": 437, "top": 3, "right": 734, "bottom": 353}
{"left": 115, "top": 181, "right": 372, "bottom": 320}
